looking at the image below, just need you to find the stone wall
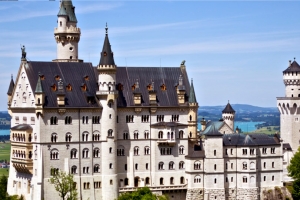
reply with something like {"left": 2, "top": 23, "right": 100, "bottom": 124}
{"left": 205, "top": 189, "right": 225, "bottom": 200}
{"left": 186, "top": 188, "right": 204, "bottom": 200}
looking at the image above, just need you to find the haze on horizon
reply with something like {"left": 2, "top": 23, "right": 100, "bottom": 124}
{"left": 0, "top": 0, "right": 299, "bottom": 110}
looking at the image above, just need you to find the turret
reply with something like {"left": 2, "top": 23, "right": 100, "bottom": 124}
{"left": 35, "top": 75, "right": 45, "bottom": 116}
{"left": 54, "top": 0, "right": 81, "bottom": 62}
{"left": 7, "top": 75, "right": 15, "bottom": 107}
{"left": 97, "top": 24, "right": 119, "bottom": 200}
{"left": 188, "top": 79, "right": 198, "bottom": 141}
{"left": 282, "top": 59, "right": 300, "bottom": 97}
{"left": 222, "top": 101, "right": 235, "bottom": 131}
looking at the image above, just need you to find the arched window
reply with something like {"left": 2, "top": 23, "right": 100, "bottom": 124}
{"left": 179, "top": 161, "right": 185, "bottom": 169}
{"left": 214, "top": 164, "right": 217, "bottom": 170}
{"left": 170, "top": 177, "right": 174, "bottom": 185}
{"left": 134, "top": 131, "right": 139, "bottom": 139}
{"left": 134, "top": 146, "right": 139, "bottom": 156}
{"left": 158, "top": 162, "right": 164, "bottom": 170}
{"left": 124, "top": 178, "right": 129, "bottom": 186}
{"left": 179, "top": 130, "right": 184, "bottom": 139}
{"left": 70, "top": 149, "right": 77, "bottom": 159}
{"left": 50, "top": 116, "right": 58, "bottom": 125}
{"left": 109, "top": 163, "right": 113, "bottom": 169}
{"left": 51, "top": 133, "right": 58, "bottom": 143}
{"left": 167, "top": 132, "right": 170, "bottom": 139}
{"left": 65, "top": 132, "right": 72, "bottom": 142}
{"left": 194, "top": 175, "right": 201, "bottom": 183}
{"left": 250, "top": 162, "right": 255, "bottom": 170}
{"left": 144, "top": 131, "right": 149, "bottom": 139}
{"left": 243, "top": 162, "right": 247, "bottom": 170}
{"left": 108, "top": 129, "right": 113, "bottom": 137}
{"left": 169, "top": 161, "right": 175, "bottom": 170}
{"left": 117, "top": 146, "right": 125, "bottom": 156}
{"left": 194, "top": 161, "right": 201, "bottom": 170}
{"left": 243, "top": 176, "right": 247, "bottom": 183}
{"left": 71, "top": 165, "right": 77, "bottom": 174}
{"left": 158, "top": 131, "right": 163, "bottom": 139}
{"left": 180, "top": 177, "right": 185, "bottom": 184}
{"left": 250, "top": 176, "right": 255, "bottom": 183}
{"left": 82, "top": 132, "right": 89, "bottom": 142}
{"left": 93, "top": 148, "right": 100, "bottom": 158}
{"left": 94, "top": 164, "right": 100, "bottom": 173}
{"left": 60, "top": 21, "right": 62, "bottom": 27}
{"left": 145, "top": 177, "right": 150, "bottom": 185}
{"left": 144, "top": 146, "right": 150, "bottom": 155}
{"left": 82, "top": 148, "right": 89, "bottom": 158}
{"left": 50, "top": 149, "right": 59, "bottom": 160}
{"left": 93, "top": 131, "right": 100, "bottom": 141}
{"left": 22, "top": 92, "right": 26, "bottom": 103}
{"left": 65, "top": 116, "right": 72, "bottom": 124}
{"left": 123, "top": 132, "right": 129, "bottom": 140}
{"left": 160, "top": 177, "right": 164, "bottom": 185}
{"left": 179, "top": 146, "right": 184, "bottom": 155}
{"left": 214, "top": 178, "right": 217, "bottom": 184}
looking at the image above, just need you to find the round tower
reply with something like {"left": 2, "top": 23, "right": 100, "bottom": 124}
{"left": 96, "top": 24, "right": 119, "bottom": 199}
{"left": 222, "top": 102, "right": 235, "bottom": 132}
{"left": 283, "top": 60, "right": 300, "bottom": 97}
{"left": 54, "top": 0, "right": 81, "bottom": 62}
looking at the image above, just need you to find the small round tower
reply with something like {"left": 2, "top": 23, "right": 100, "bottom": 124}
{"left": 54, "top": 0, "right": 81, "bottom": 61}
{"left": 222, "top": 102, "right": 235, "bottom": 132}
{"left": 283, "top": 59, "right": 300, "bottom": 97}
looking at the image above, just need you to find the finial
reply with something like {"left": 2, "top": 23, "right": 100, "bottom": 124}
{"left": 105, "top": 22, "right": 108, "bottom": 35}
{"left": 228, "top": 100, "right": 229, "bottom": 103}
{"left": 11, "top": 74, "right": 13, "bottom": 80}
{"left": 294, "top": 57, "right": 296, "bottom": 61}
{"left": 191, "top": 78, "right": 193, "bottom": 83}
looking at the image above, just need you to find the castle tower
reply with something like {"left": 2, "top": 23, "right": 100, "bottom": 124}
{"left": 187, "top": 79, "right": 199, "bottom": 141}
{"left": 96, "top": 24, "right": 119, "bottom": 199}
{"left": 277, "top": 60, "right": 300, "bottom": 153}
{"left": 54, "top": 0, "right": 81, "bottom": 62}
{"left": 222, "top": 102, "right": 235, "bottom": 131}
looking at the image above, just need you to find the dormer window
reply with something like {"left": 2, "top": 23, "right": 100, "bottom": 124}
{"left": 51, "top": 84, "right": 57, "bottom": 91}
{"left": 66, "top": 84, "right": 72, "bottom": 91}
{"left": 160, "top": 84, "right": 166, "bottom": 91}
{"left": 81, "top": 84, "right": 87, "bottom": 91}
{"left": 104, "top": 52, "right": 107, "bottom": 56}
{"left": 40, "top": 74, "right": 45, "bottom": 80}
{"left": 132, "top": 84, "right": 136, "bottom": 91}
{"left": 84, "top": 76, "right": 89, "bottom": 81}
{"left": 147, "top": 84, "right": 153, "bottom": 91}
{"left": 55, "top": 75, "right": 60, "bottom": 81}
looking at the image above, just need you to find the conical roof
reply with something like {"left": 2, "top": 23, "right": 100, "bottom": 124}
{"left": 57, "top": 5, "right": 68, "bottom": 16}
{"left": 35, "top": 76, "right": 44, "bottom": 94}
{"left": 222, "top": 102, "right": 235, "bottom": 113}
{"left": 283, "top": 60, "right": 300, "bottom": 73}
{"left": 7, "top": 75, "right": 14, "bottom": 95}
{"left": 57, "top": 0, "right": 77, "bottom": 23}
{"left": 189, "top": 79, "right": 197, "bottom": 103}
{"left": 99, "top": 25, "right": 115, "bottom": 66}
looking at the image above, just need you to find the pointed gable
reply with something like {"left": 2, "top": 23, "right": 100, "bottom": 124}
{"left": 7, "top": 75, "right": 15, "bottom": 95}
{"left": 189, "top": 79, "right": 197, "bottom": 103}
{"left": 99, "top": 24, "right": 115, "bottom": 66}
{"left": 222, "top": 102, "right": 235, "bottom": 113}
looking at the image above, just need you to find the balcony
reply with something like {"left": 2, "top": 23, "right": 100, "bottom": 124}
{"left": 11, "top": 158, "right": 33, "bottom": 174}
{"left": 119, "top": 184, "right": 187, "bottom": 192}
{"left": 96, "top": 90, "right": 118, "bottom": 95}
{"left": 157, "top": 139, "right": 176, "bottom": 146}
{"left": 54, "top": 27, "right": 81, "bottom": 34}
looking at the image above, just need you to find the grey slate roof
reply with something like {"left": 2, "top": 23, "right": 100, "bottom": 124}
{"left": 283, "top": 143, "right": 292, "bottom": 150}
{"left": 11, "top": 124, "right": 32, "bottom": 131}
{"left": 222, "top": 102, "right": 235, "bottom": 113}
{"left": 202, "top": 123, "right": 223, "bottom": 136}
{"left": 25, "top": 61, "right": 99, "bottom": 108}
{"left": 116, "top": 67, "right": 191, "bottom": 107}
{"left": 151, "top": 122, "right": 188, "bottom": 127}
{"left": 223, "top": 133, "right": 280, "bottom": 146}
{"left": 189, "top": 79, "right": 197, "bottom": 103}
{"left": 7, "top": 76, "right": 14, "bottom": 95}
{"left": 58, "top": 0, "right": 77, "bottom": 23}
{"left": 99, "top": 28, "right": 115, "bottom": 66}
{"left": 283, "top": 61, "right": 300, "bottom": 73}
{"left": 205, "top": 121, "right": 226, "bottom": 132}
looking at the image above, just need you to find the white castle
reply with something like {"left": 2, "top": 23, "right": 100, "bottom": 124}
{"left": 6, "top": 0, "right": 292, "bottom": 199}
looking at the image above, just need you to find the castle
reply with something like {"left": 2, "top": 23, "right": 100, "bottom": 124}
{"left": 6, "top": 1, "right": 288, "bottom": 199}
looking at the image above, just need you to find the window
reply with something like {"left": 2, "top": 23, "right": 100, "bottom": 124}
{"left": 142, "top": 115, "right": 149, "bottom": 122}
{"left": 134, "top": 146, "right": 139, "bottom": 156}
{"left": 94, "top": 164, "right": 100, "bottom": 173}
{"left": 108, "top": 129, "right": 113, "bottom": 137}
{"left": 145, "top": 177, "right": 150, "bottom": 185}
{"left": 272, "top": 162, "right": 274, "bottom": 168}
{"left": 214, "top": 164, "right": 217, "bottom": 170}
{"left": 82, "top": 148, "right": 89, "bottom": 158}
{"left": 194, "top": 161, "right": 201, "bottom": 170}
{"left": 170, "top": 177, "right": 174, "bottom": 185}
{"left": 50, "top": 116, "right": 57, "bottom": 125}
{"left": 225, "top": 177, "right": 228, "bottom": 182}
{"left": 179, "top": 146, "right": 184, "bottom": 155}
{"left": 171, "top": 115, "right": 179, "bottom": 122}
{"left": 109, "top": 163, "right": 113, "bottom": 169}
{"left": 94, "top": 181, "right": 101, "bottom": 188}
{"left": 158, "top": 131, "right": 163, "bottom": 139}
{"left": 109, "top": 147, "right": 113, "bottom": 153}
{"left": 110, "top": 180, "right": 113, "bottom": 185}
{"left": 169, "top": 161, "right": 175, "bottom": 170}
{"left": 214, "top": 150, "right": 216, "bottom": 156}
{"left": 231, "top": 149, "right": 233, "bottom": 155}
{"left": 126, "top": 115, "right": 134, "bottom": 123}
{"left": 123, "top": 132, "right": 129, "bottom": 140}
{"left": 71, "top": 166, "right": 77, "bottom": 174}
{"left": 250, "top": 162, "right": 255, "bottom": 170}
{"left": 134, "top": 131, "right": 139, "bottom": 139}
{"left": 83, "top": 182, "right": 90, "bottom": 189}
{"left": 231, "top": 177, "right": 233, "bottom": 182}
{"left": 144, "top": 146, "right": 150, "bottom": 155}
{"left": 179, "top": 130, "right": 184, "bottom": 139}
{"left": 124, "top": 178, "right": 129, "bottom": 186}
{"left": 82, "top": 132, "right": 89, "bottom": 141}
{"left": 92, "top": 116, "right": 100, "bottom": 124}
{"left": 226, "top": 163, "right": 228, "bottom": 169}
{"left": 157, "top": 115, "right": 164, "bottom": 122}
{"left": 271, "top": 147, "right": 275, "bottom": 154}
{"left": 51, "top": 133, "right": 57, "bottom": 143}
{"left": 242, "top": 149, "right": 247, "bottom": 155}
{"left": 263, "top": 162, "right": 266, "bottom": 169}
{"left": 225, "top": 149, "right": 228, "bottom": 155}
{"left": 50, "top": 168, "right": 59, "bottom": 176}
{"left": 179, "top": 161, "right": 185, "bottom": 169}
{"left": 70, "top": 149, "right": 78, "bottom": 159}
{"left": 117, "top": 146, "right": 125, "bottom": 156}
{"left": 214, "top": 178, "right": 217, "bottom": 184}
{"left": 60, "top": 21, "right": 62, "bottom": 27}
{"left": 160, "top": 178, "right": 164, "bottom": 185}
{"left": 93, "top": 148, "right": 100, "bottom": 158}
{"left": 50, "top": 149, "right": 59, "bottom": 160}
{"left": 264, "top": 176, "right": 266, "bottom": 181}
{"left": 231, "top": 163, "right": 233, "bottom": 169}
{"left": 82, "top": 116, "right": 89, "bottom": 124}
{"left": 160, "top": 148, "right": 172, "bottom": 155}
{"left": 135, "top": 163, "right": 138, "bottom": 170}
{"left": 272, "top": 175, "right": 274, "bottom": 181}
{"left": 65, "top": 132, "right": 72, "bottom": 142}
{"left": 65, "top": 116, "right": 72, "bottom": 124}
{"left": 250, "top": 148, "right": 255, "bottom": 155}
{"left": 243, "top": 176, "right": 247, "bottom": 183}
{"left": 125, "top": 164, "right": 127, "bottom": 171}
{"left": 262, "top": 148, "right": 267, "bottom": 154}
{"left": 243, "top": 162, "right": 247, "bottom": 170}
{"left": 144, "top": 131, "right": 149, "bottom": 139}
{"left": 93, "top": 132, "right": 100, "bottom": 141}
{"left": 180, "top": 177, "right": 185, "bottom": 184}
{"left": 158, "top": 162, "right": 164, "bottom": 170}
{"left": 146, "top": 163, "right": 149, "bottom": 170}
{"left": 83, "top": 167, "right": 89, "bottom": 174}
{"left": 194, "top": 175, "right": 201, "bottom": 183}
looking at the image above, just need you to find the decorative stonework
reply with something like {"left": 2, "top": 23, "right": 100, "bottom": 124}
{"left": 186, "top": 188, "right": 204, "bottom": 200}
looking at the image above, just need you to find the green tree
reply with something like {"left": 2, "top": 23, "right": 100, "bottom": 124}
{"left": 118, "top": 187, "right": 168, "bottom": 200}
{"left": 288, "top": 147, "right": 300, "bottom": 199}
{"left": 0, "top": 175, "right": 8, "bottom": 200}
{"left": 49, "top": 168, "right": 78, "bottom": 200}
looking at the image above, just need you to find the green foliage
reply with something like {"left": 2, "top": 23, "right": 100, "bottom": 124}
{"left": 288, "top": 147, "right": 300, "bottom": 180}
{"left": 49, "top": 168, "right": 78, "bottom": 200}
{"left": 118, "top": 187, "right": 168, "bottom": 200}
{"left": 0, "top": 175, "right": 8, "bottom": 200}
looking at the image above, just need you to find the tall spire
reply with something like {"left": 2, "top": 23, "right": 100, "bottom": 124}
{"left": 99, "top": 23, "right": 115, "bottom": 66}
{"left": 189, "top": 79, "right": 197, "bottom": 103}
{"left": 7, "top": 74, "right": 15, "bottom": 95}
{"left": 35, "top": 75, "right": 44, "bottom": 94}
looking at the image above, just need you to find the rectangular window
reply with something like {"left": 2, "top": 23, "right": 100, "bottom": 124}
{"left": 15, "top": 116, "right": 19, "bottom": 124}
{"left": 23, "top": 117, "right": 27, "bottom": 124}
{"left": 30, "top": 117, "right": 35, "bottom": 125}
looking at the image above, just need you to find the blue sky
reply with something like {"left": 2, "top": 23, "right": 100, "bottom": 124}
{"left": 0, "top": 0, "right": 300, "bottom": 110}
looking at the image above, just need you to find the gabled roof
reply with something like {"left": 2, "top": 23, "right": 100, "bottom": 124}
{"left": 223, "top": 133, "right": 280, "bottom": 146}
{"left": 283, "top": 61, "right": 300, "bottom": 73}
{"left": 35, "top": 76, "right": 44, "bottom": 94}
{"left": 11, "top": 124, "right": 32, "bottom": 131}
{"left": 189, "top": 79, "right": 197, "bottom": 103}
{"left": 222, "top": 102, "right": 235, "bottom": 113}
{"left": 99, "top": 25, "right": 115, "bottom": 66}
{"left": 202, "top": 123, "right": 223, "bottom": 136}
{"left": 7, "top": 75, "right": 14, "bottom": 95}
{"left": 58, "top": 0, "right": 77, "bottom": 23}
